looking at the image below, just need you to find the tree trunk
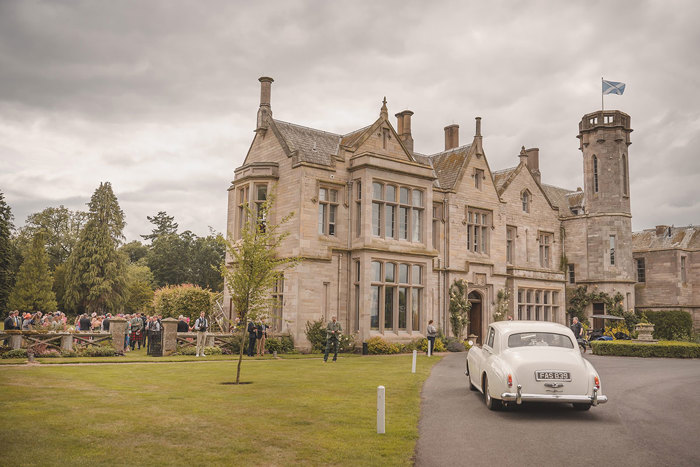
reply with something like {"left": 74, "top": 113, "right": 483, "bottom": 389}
{"left": 236, "top": 323, "right": 246, "bottom": 384}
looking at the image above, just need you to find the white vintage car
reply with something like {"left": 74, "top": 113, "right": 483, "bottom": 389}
{"left": 466, "top": 321, "right": 607, "bottom": 410}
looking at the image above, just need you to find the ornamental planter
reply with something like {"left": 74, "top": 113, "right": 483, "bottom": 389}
{"left": 635, "top": 323, "right": 655, "bottom": 342}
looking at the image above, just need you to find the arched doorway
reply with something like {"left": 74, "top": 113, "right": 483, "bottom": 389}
{"left": 468, "top": 291, "right": 483, "bottom": 345}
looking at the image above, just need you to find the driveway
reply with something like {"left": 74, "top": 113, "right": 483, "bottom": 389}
{"left": 415, "top": 352, "right": 700, "bottom": 467}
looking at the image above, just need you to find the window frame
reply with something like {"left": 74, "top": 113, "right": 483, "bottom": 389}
{"left": 466, "top": 207, "right": 491, "bottom": 255}
{"left": 538, "top": 231, "right": 553, "bottom": 268}
{"left": 318, "top": 186, "right": 339, "bottom": 236}
{"left": 369, "top": 259, "right": 423, "bottom": 333}
{"left": 372, "top": 181, "right": 424, "bottom": 243}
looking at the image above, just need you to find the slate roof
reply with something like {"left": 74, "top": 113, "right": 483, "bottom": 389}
{"left": 273, "top": 119, "right": 341, "bottom": 166}
{"left": 541, "top": 184, "right": 579, "bottom": 213}
{"left": 632, "top": 225, "right": 700, "bottom": 251}
{"left": 493, "top": 167, "right": 518, "bottom": 193}
{"left": 427, "top": 145, "right": 472, "bottom": 190}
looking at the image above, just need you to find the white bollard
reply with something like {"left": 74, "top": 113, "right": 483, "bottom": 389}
{"left": 377, "top": 385, "right": 385, "bottom": 434}
{"left": 428, "top": 340, "right": 432, "bottom": 357}
{"left": 411, "top": 350, "right": 417, "bottom": 373}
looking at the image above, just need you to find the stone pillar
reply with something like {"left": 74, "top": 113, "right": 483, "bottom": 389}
{"left": 206, "top": 333, "right": 215, "bottom": 347}
{"left": 110, "top": 318, "right": 127, "bottom": 352}
{"left": 161, "top": 318, "right": 178, "bottom": 356}
{"left": 60, "top": 333, "right": 73, "bottom": 352}
{"left": 9, "top": 334, "right": 22, "bottom": 350}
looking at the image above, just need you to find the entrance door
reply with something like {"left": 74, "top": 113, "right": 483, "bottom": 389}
{"left": 468, "top": 291, "right": 483, "bottom": 345}
{"left": 592, "top": 303, "right": 605, "bottom": 331}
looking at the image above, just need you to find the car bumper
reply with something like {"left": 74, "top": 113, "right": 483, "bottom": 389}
{"left": 501, "top": 385, "right": 607, "bottom": 406}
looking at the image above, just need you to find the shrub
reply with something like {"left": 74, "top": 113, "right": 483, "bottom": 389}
{"left": 77, "top": 346, "right": 117, "bottom": 357}
{"left": 265, "top": 335, "right": 295, "bottom": 354}
{"left": 639, "top": 310, "right": 693, "bottom": 341}
{"left": 604, "top": 322, "right": 630, "bottom": 339}
{"left": 60, "top": 350, "right": 78, "bottom": 357}
{"left": 446, "top": 339, "right": 466, "bottom": 352}
{"left": 304, "top": 318, "right": 326, "bottom": 352}
{"left": 152, "top": 284, "right": 215, "bottom": 323}
{"left": 1, "top": 349, "right": 28, "bottom": 359}
{"left": 591, "top": 340, "right": 700, "bottom": 358}
{"left": 304, "top": 318, "right": 354, "bottom": 353}
{"left": 366, "top": 336, "right": 400, "bottom": 354}
{"left": 419, "top": 337, "right": 446, "bottom": 353}
{"left": 175, "top": 345, "right": 223, "bottom": 356}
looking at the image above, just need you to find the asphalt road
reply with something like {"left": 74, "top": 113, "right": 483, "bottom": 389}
{"left": 415, "top": 352, "right": 700, "bottom": 467}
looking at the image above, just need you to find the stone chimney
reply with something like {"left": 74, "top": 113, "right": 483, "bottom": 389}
{"left": 525, "top": 147, "right": 541, "bottom": 184}
{"left": 256, "top": 76, "right": 274, "bottom": 133}
{"left": 444, "top": 124, "right": 459, "bottom": 151}
{"left": 655, "top": 225, "right": 670, "bottom": 237}
{"left": 395, "top": 110, "right": 414, "bottom": 153}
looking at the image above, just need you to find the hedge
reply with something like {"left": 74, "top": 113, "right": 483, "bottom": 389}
{"left": 591, "top": 340, "right": 700, "bottom": 358}
{"left": 638, "top": 310, "right": 693, "bottom": 340}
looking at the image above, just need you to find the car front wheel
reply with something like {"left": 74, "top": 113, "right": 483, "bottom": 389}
{"left": 483, "top": 375, "right": 501, "bottom": 410}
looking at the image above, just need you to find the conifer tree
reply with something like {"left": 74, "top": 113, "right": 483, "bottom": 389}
{"left": 0, "top": 190, "right": 17, "bottom": 313}
{"left": 64, "top": 182, "right": 128, "bottom": 314}
{"left": 8, "top": 231, "right": 58, "bottom": 313}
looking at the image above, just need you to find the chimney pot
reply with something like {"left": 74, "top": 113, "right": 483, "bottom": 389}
{"left": 475, "top": 117, "right": 482, "bottom": 137}
{"left": 257, "top": 76, "right": 274, "bottom": 131}
{"left": 444, "top": 124, "right": 459, "bottom": 150}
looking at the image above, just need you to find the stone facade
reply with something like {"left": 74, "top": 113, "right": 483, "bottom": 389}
{"left": 633, "top": 225, "right": 700, "bottom": 330}
{"left": 223, "top": 78, "right": 639, "bottom": 349}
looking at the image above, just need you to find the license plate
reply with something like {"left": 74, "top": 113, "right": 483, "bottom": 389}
{"left": 535, "top": 370, "right": 571, "bottom": 381}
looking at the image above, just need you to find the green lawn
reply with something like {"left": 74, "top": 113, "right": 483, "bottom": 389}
{"left": 0, "top": 354, "right": 439, "bottom": 466}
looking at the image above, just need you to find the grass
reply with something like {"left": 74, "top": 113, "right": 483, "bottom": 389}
{"left": 0, "top": 353, "right": 440, "bottom": 466}
{"left": 0, "top": 346, "right": 361, "bottom": 365}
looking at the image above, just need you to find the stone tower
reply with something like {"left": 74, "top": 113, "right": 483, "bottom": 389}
{"left": 573, "top": 110, "right": 636, "bottom": 312}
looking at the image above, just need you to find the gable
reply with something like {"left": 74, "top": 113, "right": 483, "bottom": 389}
{"left": 344, "top": 117, "right": 415, "bottom": 163}
{"left": 240, "top": 125, "right": 289, "bottom": 167}
{"left": 500, "top": 163, "right": 559, "bottom": 214}
{"left": 454, "top": 146, "right": 501, "bottom": 199}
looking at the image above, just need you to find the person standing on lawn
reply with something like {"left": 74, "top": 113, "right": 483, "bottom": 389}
{"left": 426, "top": 320, "right": 437, "bottom": 355}
{"left": 130, "top": 314, "right": 143, "bottom": 350}
{"left": 256, "top": 320, "right": 268, "bottom": 357}
{"left": 194, "top": 312, "right": 208, "bottom": 357}
{"left": 323, "top": 316, "right": 342, "bottom": 362}
{"left": 247, "top": 320, "right": 257, "bottom": 357}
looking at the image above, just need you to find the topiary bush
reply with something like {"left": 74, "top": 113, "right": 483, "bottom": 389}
{"left": 366, "top": 336, "right": 400, "bottom": 354}
{"left": 639, "top": 310, "right": 693, "bottom": 341}
{"left": 175, "top": 345, "right": 223, "bottom": 356}
{"left": 591, "top": 340, "right": 700, "bottom": 358}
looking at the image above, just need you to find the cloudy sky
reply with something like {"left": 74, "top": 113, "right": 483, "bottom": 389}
{"left": 1, "top": 0, "right": 698, "bottom": 241}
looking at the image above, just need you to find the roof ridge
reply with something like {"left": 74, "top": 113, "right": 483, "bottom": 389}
{"left": 273, "top": 119, "right": 342, "bottom": 138}
{"left": 427, "top": 143, "right": 472, "bottom": 159}
{"left": 492, "top": 166, "right": 518, "bottom": 174}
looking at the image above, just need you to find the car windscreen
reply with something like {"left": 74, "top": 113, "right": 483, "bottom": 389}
{"left": 507, "top": 332, "right": 574, "bottom": 349}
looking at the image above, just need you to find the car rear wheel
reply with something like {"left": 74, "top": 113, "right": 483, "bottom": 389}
{"left": 483, "top": 375, "right": 501, "bottom": 411}
{"left": 572, "top": 403, "right": 592, "bottom": 411}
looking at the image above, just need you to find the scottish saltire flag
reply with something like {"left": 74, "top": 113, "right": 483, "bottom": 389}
{"left": 602, "top": 80, "right": 626, "bottom": 95}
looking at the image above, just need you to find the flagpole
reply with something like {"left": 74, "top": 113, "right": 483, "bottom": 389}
{"left": 601, "top": 77, "right": 604, "bottom": 111}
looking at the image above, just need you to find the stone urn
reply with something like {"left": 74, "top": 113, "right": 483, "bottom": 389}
{"left": 635, "top": 323, "right": 655, "bottom": 342}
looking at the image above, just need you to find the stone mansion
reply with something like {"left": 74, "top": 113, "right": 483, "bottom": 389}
{"left": 223, "top": 77, "right": 639, "bottom": 347}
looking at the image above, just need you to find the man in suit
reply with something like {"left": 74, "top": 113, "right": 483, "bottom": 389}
{"left": 324, "top": 316, "right": 342, "bottom": 363}
{"left": 177, "top": 315, "right": 189, "bottom": 332}
{"left": 247, "top": 320, "right": 257, "bottom": 357}
{"left": 194, "top": 312, "right": 208, "bottom": 357}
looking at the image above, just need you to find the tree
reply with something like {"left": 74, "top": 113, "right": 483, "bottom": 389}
{"left": 141, "top": 211, "right": 178, "bottom": 242}
{"left": 0, "top": 190, "right": 17, "bottom": 313}
{"left": 124, "top": 263, "right": 155, "bottom": 314}
{"left": 152, "top": 284, "right": 214, "bottom": 322}
{"left": 121, "top": 240, "right": 149, "bottom": 264}
{"left": 15, "top": 206, "right": 87, "bottom": 269}
{"left": 222, "top": 192, "right": 299, "bottom": 384}
{"left": 493, "top": 288, "right": 510, "bottom": 322}
{"left": 190, "top": 232, "right": 225, "bottom": 291}
{"left": 449, "top": 279, "right": 471, "bottom": 339}
{"left": 146, "top": 233, "right": 189, "bottom": 286}
{"left": 7, "top": 232, "right": 58, "bottom": 313}
{"left": 64, "top": 182, "right": 128, "bottom": 314}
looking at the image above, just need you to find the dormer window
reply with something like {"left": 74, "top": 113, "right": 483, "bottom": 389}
{"left": 521, "top": 190, "right": 531, "bottom": 213}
